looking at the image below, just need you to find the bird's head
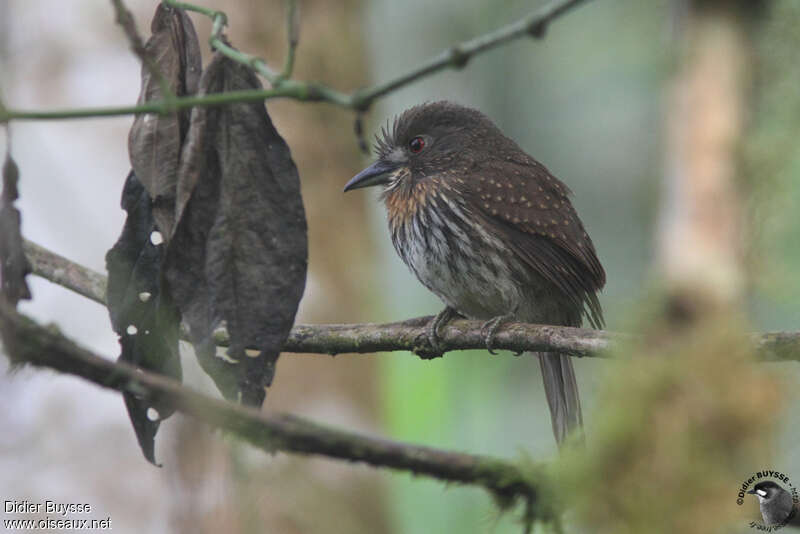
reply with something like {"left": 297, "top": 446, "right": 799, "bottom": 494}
{"left": 748, "top": 481, "right": 786, "bottom": 503}
{"left": 343, "top": 101, "right": 506, "bottom": 194}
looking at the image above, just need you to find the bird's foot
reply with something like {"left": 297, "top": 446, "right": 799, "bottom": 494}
{"left": 480, "top": 313, "right": 519, "bottom": 355}
{"left": 416, "top": 306, "right": 459, "bottom": 359}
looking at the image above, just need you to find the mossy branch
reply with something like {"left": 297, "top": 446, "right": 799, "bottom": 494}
{"left": 0, "top": 299, "right": 544, "bottom": 523}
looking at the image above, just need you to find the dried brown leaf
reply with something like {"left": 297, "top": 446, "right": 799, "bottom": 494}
{"left": 128, "top": 4, "right": 201, "bottom": 238}
{"left": 0, "top": 154, "right": 31, "bottom": 306}
{"left": 166, "top": 53, "right": 308, "bottom": 406}
{"left": 106, "top": 171, "right": 182, "bottom": 465}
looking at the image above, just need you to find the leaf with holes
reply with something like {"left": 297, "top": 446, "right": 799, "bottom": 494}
{"left": 166, "top": 52, "right": 308, "bottom": 406}
{"left": 128, "top": 3, "right": 201, "bottom": 238}
{"left": 106, "top": 172, "right": 182, "bottom": 465}
{"left": 0, "top": 154, "right": 31, "bottom": 307}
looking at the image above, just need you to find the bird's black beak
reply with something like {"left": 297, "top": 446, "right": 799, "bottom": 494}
{"left": 746, "top": 489, "right": 757, "bottom": 495}
{"left": 343, "top": 160, "right": 399, "bottom": 192}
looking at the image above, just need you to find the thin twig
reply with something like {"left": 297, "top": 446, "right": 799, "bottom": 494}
{"left": 279, "top": 0, "right": 300, "bottom": 81}
{"left": 161, "top": 0, "right": 221, "bottom": 19}
{"left": 0, "top": 0, "right": 592, "bottom": 122}
{"left": 20, "top": 238, "right": 800, "bottom": 362}
{"left": 0, "top": 300, "right": 544, "bottom": 514}
{"left": 198, "top": 4, "right": 283, "bottom": 84}
{"left": 349, "top": 0, "right": 592, "bottom": 109}
{"left": 0, "top": 87, "right": 7, "bottom": 117}
{"left": 0, "top": 86, "right": 337, "bottom": 122}
{"left": 109, "top": 0, "right": 175, "bottom": 101}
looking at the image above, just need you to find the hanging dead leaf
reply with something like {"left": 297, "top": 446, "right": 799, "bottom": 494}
{"left": 166, "top": 52, "right": 308, "bottom": 406}
{"left": 108, "top": 3, "right": 200, "bottom": 465}
{"left": 128, "top": 4, "right": 201, "bottom": 238}
{"left": 0, "top": 154, "right": 31, "bottom": 307}
{"left": 106, "top": 172, "right": 182, "bottom": 465}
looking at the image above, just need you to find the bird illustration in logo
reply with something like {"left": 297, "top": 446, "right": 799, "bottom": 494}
{"left": 748, "top": 481, "right": 800, "bottom": 528}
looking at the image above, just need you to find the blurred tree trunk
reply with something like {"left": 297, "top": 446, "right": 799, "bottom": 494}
{"left": 166, "top": 2, "right": 390, "bottom": 533}
{"left": 660, "top": 0, "right": 754, "bottom": 305}
{"left": 565, "top": 4, "right": 782, "bottom": 533}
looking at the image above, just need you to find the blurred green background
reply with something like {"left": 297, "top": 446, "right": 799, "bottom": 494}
{"left": 366, "top": 0, "right": 800, "bottom": 532}
{"left": 368, "top": 1, "right": 665, "bottom": 531}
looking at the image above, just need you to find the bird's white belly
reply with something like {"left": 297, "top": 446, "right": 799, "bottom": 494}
{"left": 392, "top": 199, "right": 523, "bottom": 320}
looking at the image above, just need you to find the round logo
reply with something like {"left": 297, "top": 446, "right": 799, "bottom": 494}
{"left": 737, "top": 471, "right": 799, "bottom": 531}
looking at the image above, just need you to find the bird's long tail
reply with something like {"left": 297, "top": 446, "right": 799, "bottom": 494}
{"left": 537, "top": 351, "right": 583, "bottom": 447}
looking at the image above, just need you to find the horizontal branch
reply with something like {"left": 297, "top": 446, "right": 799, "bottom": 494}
{"left": 0, "top": 0, "right": 592, "bottom": 121}
{"left": 0, "top": 299, "right": 543, "bottom": 513}
{"left": 23, "top": 240, "right": 107, "bottom": 304}
{"left": 21, "top": 239, "right": 800, "bottom": 362}
{"left": 21, "top": 238, "right": 614, "bottom": 356}
{"left": 269, "top": 317, "right": 612, "bottom": 357}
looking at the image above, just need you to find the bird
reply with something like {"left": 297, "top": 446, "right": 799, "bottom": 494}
{"left": 748, "top": 481, "right": 800, "bottom": 528}
{"left": 343, "top": 101, "right": 605, "bottom": 446}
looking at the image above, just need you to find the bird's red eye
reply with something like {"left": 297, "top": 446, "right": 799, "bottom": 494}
{"left": 409, "top": 136, "right": 425, "bottom": 153}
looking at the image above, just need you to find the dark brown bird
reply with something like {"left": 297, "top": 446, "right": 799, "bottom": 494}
{"left": 344, "top": 101, "right": 605, "bottom": 446}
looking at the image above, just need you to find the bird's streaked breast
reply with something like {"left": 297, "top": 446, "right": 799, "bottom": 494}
{"left": 384, "top": 177, "right": 527, "bottom": 319}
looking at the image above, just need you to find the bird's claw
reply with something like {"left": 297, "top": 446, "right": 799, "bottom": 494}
{"left": 480, "top": 313, "right": 515, "bottom": 355}
{"left": 422, "top": 306, "right": 458, "bottom": 357}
